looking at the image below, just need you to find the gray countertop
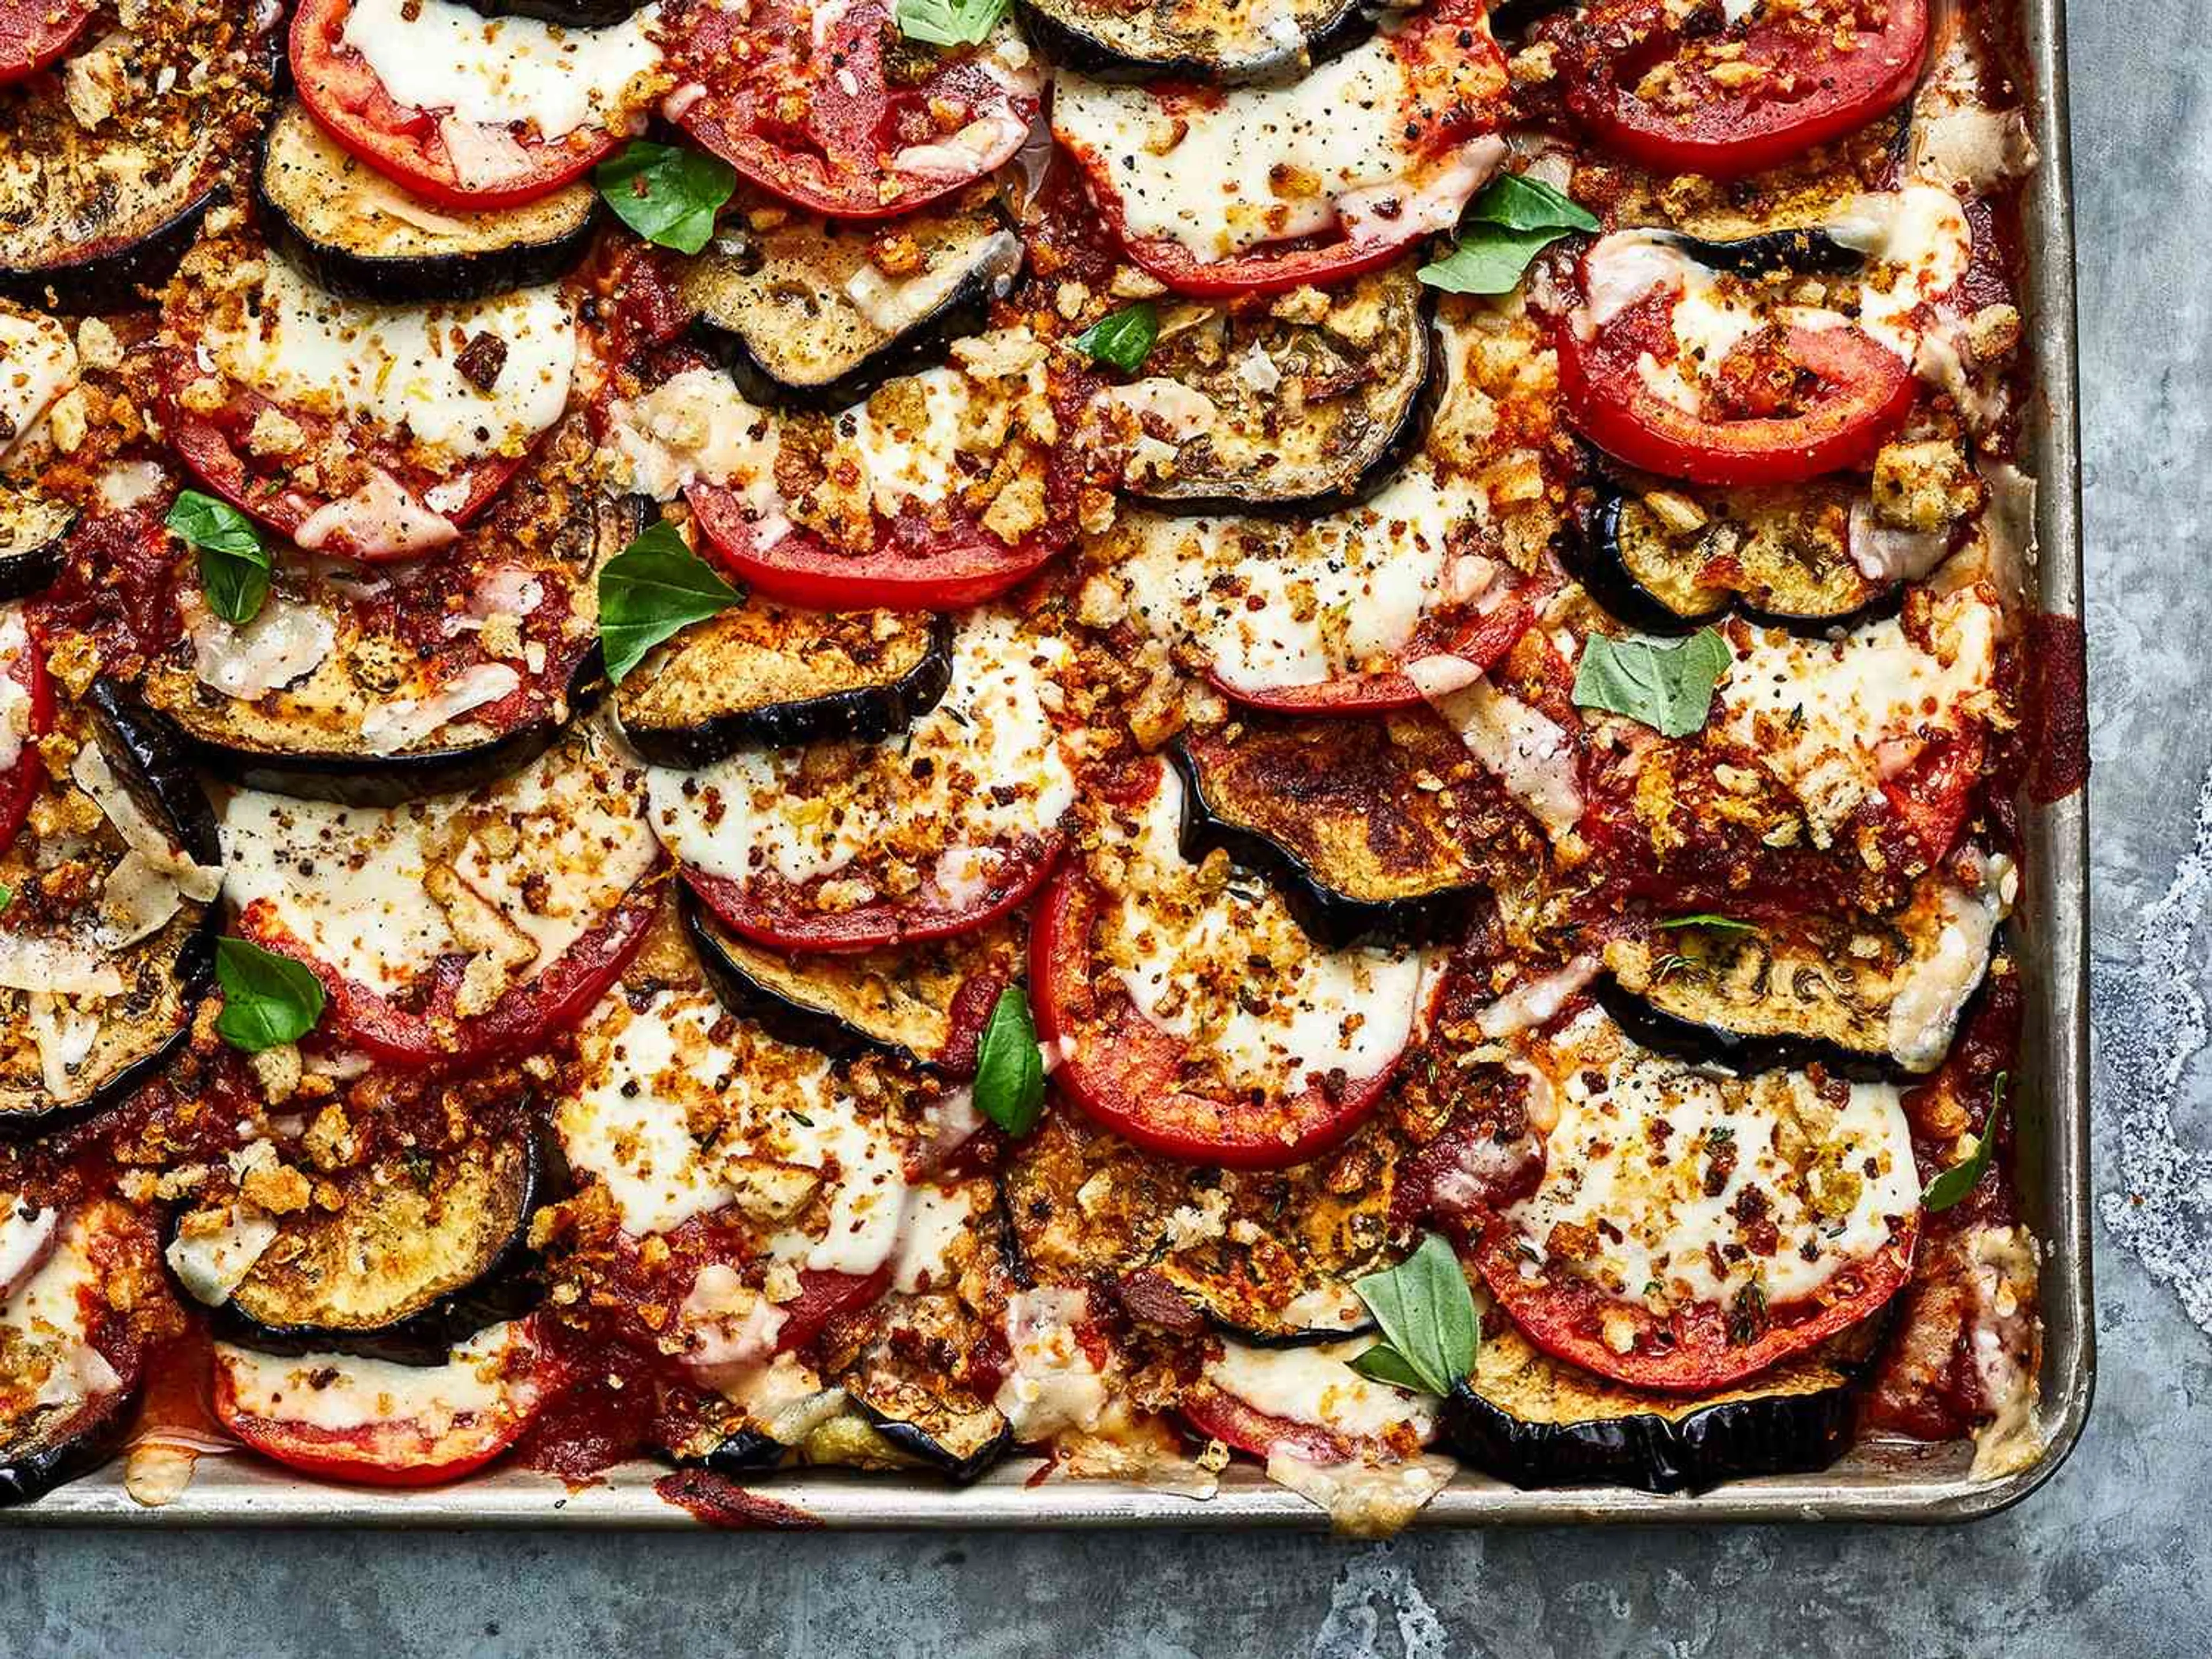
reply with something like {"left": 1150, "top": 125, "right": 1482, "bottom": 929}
{"left": 5, "top": 6, "right": 2205, "bottom": 1655}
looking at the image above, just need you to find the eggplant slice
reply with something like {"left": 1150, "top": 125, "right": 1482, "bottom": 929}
{"left": 1172, "top": 713, "right": 1530, "bottom": 949}
{"left": 839, "top": 1295, "right": 1012, "bottom": 1484}
{"left": 1013, "top": 0, "right": 1370, "bottom": 84}
{"left": 616, "top": 605, "right": 955, "bottom": 768}
{"left": 196, "top": 1131, "right": 548, "bottom": 1366}
{"left": 1442, "top": 1321, "right": 1856, "bottom": 1495}
{"left": 142, "top": 417, "right": 639, "bottom": 806}
{"left": 257, "top": 101, "right": 599, "bottom": 305}
{"left": 456, "top": 0, "right": 648, "bottom": 22}
{"left": 0, "top": 682, "right": 221, "bottom": 1134}
{"left": 0, "top": 483, "right": 72, "bottom": 600}
{"left": 1118, "top": 264, "right": 1437, "bottom": 514}
{"left": 1601, "top": 862, "right": 2012, "bottom": 1080}
{"left": 682, "top": 884, "right": 1018, "bottom": 1067}
{"left": 683, "top": 205, "right": 1023, "bottom": 413}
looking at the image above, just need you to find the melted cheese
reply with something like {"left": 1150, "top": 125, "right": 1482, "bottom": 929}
{"left": 1886, "top": 853, "right": 2012, "bottom": 1071}
{"left": 0, "top": 305, "right": 74, "bottom": 456}
{"left": 215, "top": 1323, "right": 524, "bottom": 1433}
{"left": 1096, "top": 765, "right": 1430, "bottom": 1097}
{"left": 1, "top": 1210, "right": 122, "bottom": 1420}
{"left": 339, "top": 0, "right": 662, "bottom": 141}
{"left": 221, "top": 735, "right": 657, "bottom": 999}
{"left": 1503, "top": 1011, "right": 1918, "bottom": 1312}
{"left": 201, "top": 259, "right": 575, "bottom": 462}
{"left": 993, "top": 1287, "right": 1106, "bottom": 1443}
{"left": 1430, "top": 676, "right": 1585, "bottom": 838}
{"left": 646, "top": 611, "right": 1074, "bottom": 891}
{"left": 1205, "top": 1340, "right": 1437, "bottom": 1443}
{"left": 1830, "top": 184, "right": 1975, "bottom": 367}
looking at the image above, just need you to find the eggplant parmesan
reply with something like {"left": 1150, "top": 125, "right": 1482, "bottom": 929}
{"left": 0, "top": 0, "right": 2056, "bottom": 1524}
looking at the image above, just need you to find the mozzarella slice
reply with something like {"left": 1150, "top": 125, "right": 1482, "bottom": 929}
{"left": 1885, "top": 852, "right": 2013, "bottom": 1071}
{"left": 221, "top": 734, "right": 657, "bottom": 999}
{"left": 0, "top": 305, "right": 75, "bottom": 459}
{"left": 994, "top": 1287, "right": 1107, "bottom": 1443}
{"left": 215, "top": 1321, "right": 530, "bottom": 1433}
{"left": 339, "top": 0, "right": 662, "bottom": 142}
{"left": 1204, "top": 1340, "right": 1437, "bottom": 1444}
{"left": 646, "top": 610, "right": 1075, "bottom": 892}
{"left": 2, "top": 1209, "right": 124, "bottom": 1422}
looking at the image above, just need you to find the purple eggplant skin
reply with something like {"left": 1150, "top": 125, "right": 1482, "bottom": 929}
{"left": 695, "top": 1429, "right": 787, "bottom": 1476}
{"left": 0, "top": 187, "right": 221, "bottom": 316}
{"left": 858, "top": 1406, "right": 1013, "bottom": 1486}
{"left": 681, "top": 885, "right": 877, "bottom": 1065}
{"left": 0, "top": 1387, "right": 140, "bottom": 1507}
{"left": 455, "top": 0, "right": 647, "bottom": 21}
{"left": 0, "top": 489, "right": 74, "bottom": 601}
{"left": 1012, "top": 0, "right": 1370, "bottom": 85}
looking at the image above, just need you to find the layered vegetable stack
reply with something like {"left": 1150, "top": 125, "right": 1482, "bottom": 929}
{"left": 0, "top": 0, "right": 2055, "bottom": 1528}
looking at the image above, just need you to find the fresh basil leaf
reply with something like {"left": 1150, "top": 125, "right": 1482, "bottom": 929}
{"left": 214, "top": 937, "right": 326, "bottom": 1052}
{"left": 597, "top": 520, "right": 744, "bottom": 684}
{"left": 972, "top": 986, "right": 1045, "bottom": 1137}
{"left": 1349, "top": 1342, "right": 1432, "bottom": 1393}
{"left": 1573, "top": 626, "right": 1732, "bottom": 738}
{"left": 1923, "top": 1073, "right": 2006, "bottom": 1212}
{"left": 1070, "top": 302, "right": 1159, "bottom": 374}
{"left": 895, "top": 0, "right": 1009, "bottom": 48}
{"left": 1418, "top": 175, "right": 1598, "bottom": 296}
{"left": 594, "top": 142, "right": 738, "bottom": 256}
{"left": 0, "top": 881, "right": 12, "bottom": 910}
{"left": 1469, "top": 173, "right": 1601, "bottom": 235}
{"left": 1656, "top": 913, "right": 1759, "bottom": 935}
{"left": 1350, "top": 1232, "right": 1477, "bottom": 1398}
{"left": 166, "top": 490, "right": 270, "bottom": 626}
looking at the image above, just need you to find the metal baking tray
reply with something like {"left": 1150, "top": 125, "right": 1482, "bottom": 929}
{"left": 1, "top": 0, "right": 2090, "bottom": 1529}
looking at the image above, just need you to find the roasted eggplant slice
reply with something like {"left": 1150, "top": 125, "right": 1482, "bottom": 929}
{"left": 1442, "top": 1321, "right": 1856, "bottom": 1495}
{"left": 1577, "top": 480, "right": 1896, "bottom": 637}
{"left": 143, "top": 417, "right": 638, "bottom": 806}
{"left": 176, "top": 1131, "right": 549, "bottom": 1366}
{"left": 256, "top": 101, "right": 600, "bottom": 305}
{"left": 615, "top": 605, "right": 955, "bottom": 768}
{"left": 1013, "top": 0, "right": 1369, "bottom": 84}
{"left": 1657, "top": 225, "right": 1866, "bottom": 279}
{"left": 1172, "top": 712, "right": 1531, "bottom": 949}
{"left": 838, "top": 1294, "right": 1012, "bottom": 1484}
{"left": 681, "top": 884, "right": 1017, "bottom": 1069}
{"left": 1601, "top": 857, "right": 2012, "bottom": 1080}
{"left": 0, "top": 681, "right": 221, "bottom": 1134}
{"left": 0, "top": 483, "right": 71, "bottom": 600}
{"left": 454, "top": 0, "right": 647, "bottom": 22}
{"left": 683, "top": 206, "right": 1023, "bottom": 412}
{"left": 1116, "top": 265, "right": 1437, "bottom": 514}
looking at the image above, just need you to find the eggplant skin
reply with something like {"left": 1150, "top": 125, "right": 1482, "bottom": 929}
{"left": 859, "top": 1409, "right": 1013, "bottom": 1486}
{"left": 696, "top": 1429, "right": 787, "bottom": 1475}
{"left": 0, "top": 187, "right": 221, "bottom": 315}
{"left": 681, "top": 887, "right": 880, "bottom": 1064}
{"left": 0, "top": 487, "right": 74, "bottom": 602}
{"left": 1664, "top": 227, "right": 1866, "bottom": 279}
{"left": 0, "top": 1388, "right": 139, "bottom": 1508}
{"left": 1013, "top": 0, "right": 1371, "bottom": 84}
{"left": 1591, "top": 975, "right": 1905, "bottom": 1085}
{"left": 456, "top": 0, "right": 646, "bottom": 21}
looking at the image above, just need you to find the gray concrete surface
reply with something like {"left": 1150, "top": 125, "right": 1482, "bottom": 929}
{"left": 2, "top": 6, "right": 2203, "bottom": 1656}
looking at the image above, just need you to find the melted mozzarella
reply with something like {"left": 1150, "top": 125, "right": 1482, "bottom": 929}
{"left": 646, "top": 611, "right": 1074, "bottom": 890}
{"left": 202, "top": 259, "right": 575, "bottom": 461}
{"left": 0, "top": 608, "right": 34, "bottom": 774}
{"left": 1110, "top": 464, "right": 1487, "bottom": 695}
{"left": 890, "top": 1181, "right": 982, "bottom": 1294}
{"left": 1430, "top": 677, "right": 1584, "bottom": 837}
{"left": 1098, "top": 766, "right": 1430, "bottom": 1096}
{"left": 1829, "top": 184, "right": 1975, "bottom": 366}
{"left": 1887, "top": 853, "right": 2012, "bottom": 1071}
{"left": 216, "top": 1323, "right": 525, "bottom": 1433}
{"left": 0, "top": 306, "right": 75, "bottom": 456}
{"left": 1052, "top": 41, "right": 1498, "bottom": 262}
{"left": 601, "top": 365, "right": 779, "bottom": 506}
{"left": 1205, "top": 1340, "right": 1437, "bottom": 1443}
{"left": 340, "top": 0, "right": 661, "bottom": 141}
{"left": 1713, "top": 586, "right": 2000, "bottom": 846}
{"left": 993, "top": 1287, "right": 1107, "bottom": 1443}
{"left": 221, "top": 736, "right": 657, "bottom": 998}
{"left": 1, "top": 1210, "right": 122, "bottom": 1418}
{"left": 1504, "top": 1012, "right": 1918, "bottom": 1311}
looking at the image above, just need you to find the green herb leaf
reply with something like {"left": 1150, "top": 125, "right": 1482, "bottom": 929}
{"left": 1923, "top": 1073, "right": 2006, "bottom": 1212}
{"left": 895, "top": 0, "right": 1009, "bottom": 48}
{"left": 594, "top": 142, "right": 738, "bottom": 255}
{"left": 214, "top": 937, "right": 326, "bottom": 1052}
{"left": 597, "top": 520, "right": 744, "bottom": 684}
{"left": 1418, "top": 174, "right": 1598, "bottom": 296}
{"left": 0, "top": 881, "right": 12, "bottom": 910}
{"left": 1350, "top": 1232, "right": 1478, "bottom": 1397}
{"left": 1349, "top": 1342, "right": 1432, "bottom": 1392}
{"left": 1656, "top": 913, "right": 1759, "bottom": 935}
{"left": 1070, "top": 302, "right": 1160, "bottom": 375}
{"left": 972, "top": 986, "right": 1045, "bottom": 1137}
{"left": 1573, "top": 626, "right": 1732, "bottom": 738}
{"left": 166, "top": 490, "right": 270, "bottom": 626}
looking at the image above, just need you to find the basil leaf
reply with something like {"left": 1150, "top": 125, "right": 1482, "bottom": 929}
{"left": 597, "top": 521, "right": 744, "bottom": 684}
{"left": 1656, "top": 913, "right": 1758, "bottom": 934}
{"left": 594, "top": 142, "right": 738, "bottom": 256}
{"left": 166, "top": 490, "right": 270, "bottom": 626}
{"left": 1070, "top": 303, "right": 1159, "bottom": 374}
{"left": 1923, "top": 1073, "right": 2006, "bottom": 1212}
{"left": 1573, "top": 626, "right": 1732, "bottom": 738}
{"left": 895, "top": 0, "right": 1009, "bottom": 48}
{"left": 1350, "top": 1232, "right": 1476, "bottom": 1398}
{"left": 0, "top": 880, "right": 12, "bottom": 910}
{"left": 214, "top": 937, "right": 326, "bottom": 1052}
{"left": 1470, "top": 173, "right": 1600, "bottom": 234}
{"left": 1418, "top": 175, "right": 1598, "bottom": 296}
{"left": 972, "top": 986, "right": 1045, "bottom": 1137}
{"left": 1349, "top": 1342, "right": 1432, "bottom": 1393}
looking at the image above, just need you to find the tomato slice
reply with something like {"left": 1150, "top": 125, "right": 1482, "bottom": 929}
{"left": 1179, "top": 1382, "right": 1362, "bottom": 1466}
{"left": 665, "top": 0, "right": 1040, "bottom": 220}
{"left": 772, "top": 1266, "right": 893, "bottom": 1355}
{"left": 1561, "top": 0, "right": 1929, "bottom": 179}
{"left": 289, "top": 0, "right": 655, "bottom": 209}
{"left": 1212, "top": 592, "right": 1540, "bottom": 716}
{"left": 1559, "top": 286, "right": 1914, "bottom": 486}
{"left": 1052, "top": 0, "right": 1510, "bottom": 298}
{"left": 1880, "top": 725, "right": 1985, "bottom": 866}
{"left": 0, "top": 0, "right": 92, "bottom": 85}
{"left": 239, "top": 879, "right": 661, "bottom": 1070}
{"left": 212, "top": 1320, "right": 555, "bottom": 1487}
{"left": 0, "top": 607, "right": 53, "bottom": 861}
{"left": 685, "top": 847, "right": 1059, "bottom": 956}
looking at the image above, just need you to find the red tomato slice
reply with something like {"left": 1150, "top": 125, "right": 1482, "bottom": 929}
{"left": 1179, "top": 1382, "right": 1363, "bottom": 1467}
{"left": 1880, "top": 725, "right": 1985, "bottom": 866}
{"left": 1559, "top": 286, "right": 1914, "bottom": 486}
{"left": 1473, "top": 1210, "right": 1918, "bottom": 1393}
{"left": 289, "top": 0, "right": 649, "bottom": 208}
{"left": 0, "top": 0, "right": 92, "bottom": 85}
{"left": 1055, "top": 0, "right": 1509, "bottom": 298}
{"left": 238, "top": 879, "right": 661, "bottom": 1070}
{"left": 1562, "top": 0, "right": 1929, "bottom": 179}
{"left": 685, "top": 845, "right": 1060, "bottom": 956}
{"left": 772, "top": 1266, "right": 892, "bottom": 1354}
{"left": 665, "top": 0, "right": 1040, "bottom": 220}
{"left": 1211, "top": 592, "right": 1540, "bottom": 716}
{"left": 0, "top": 607, "right": 54, "bottom": 860}
{"left": 212, "top": 1321, "right": 555, "bottom": 1487}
